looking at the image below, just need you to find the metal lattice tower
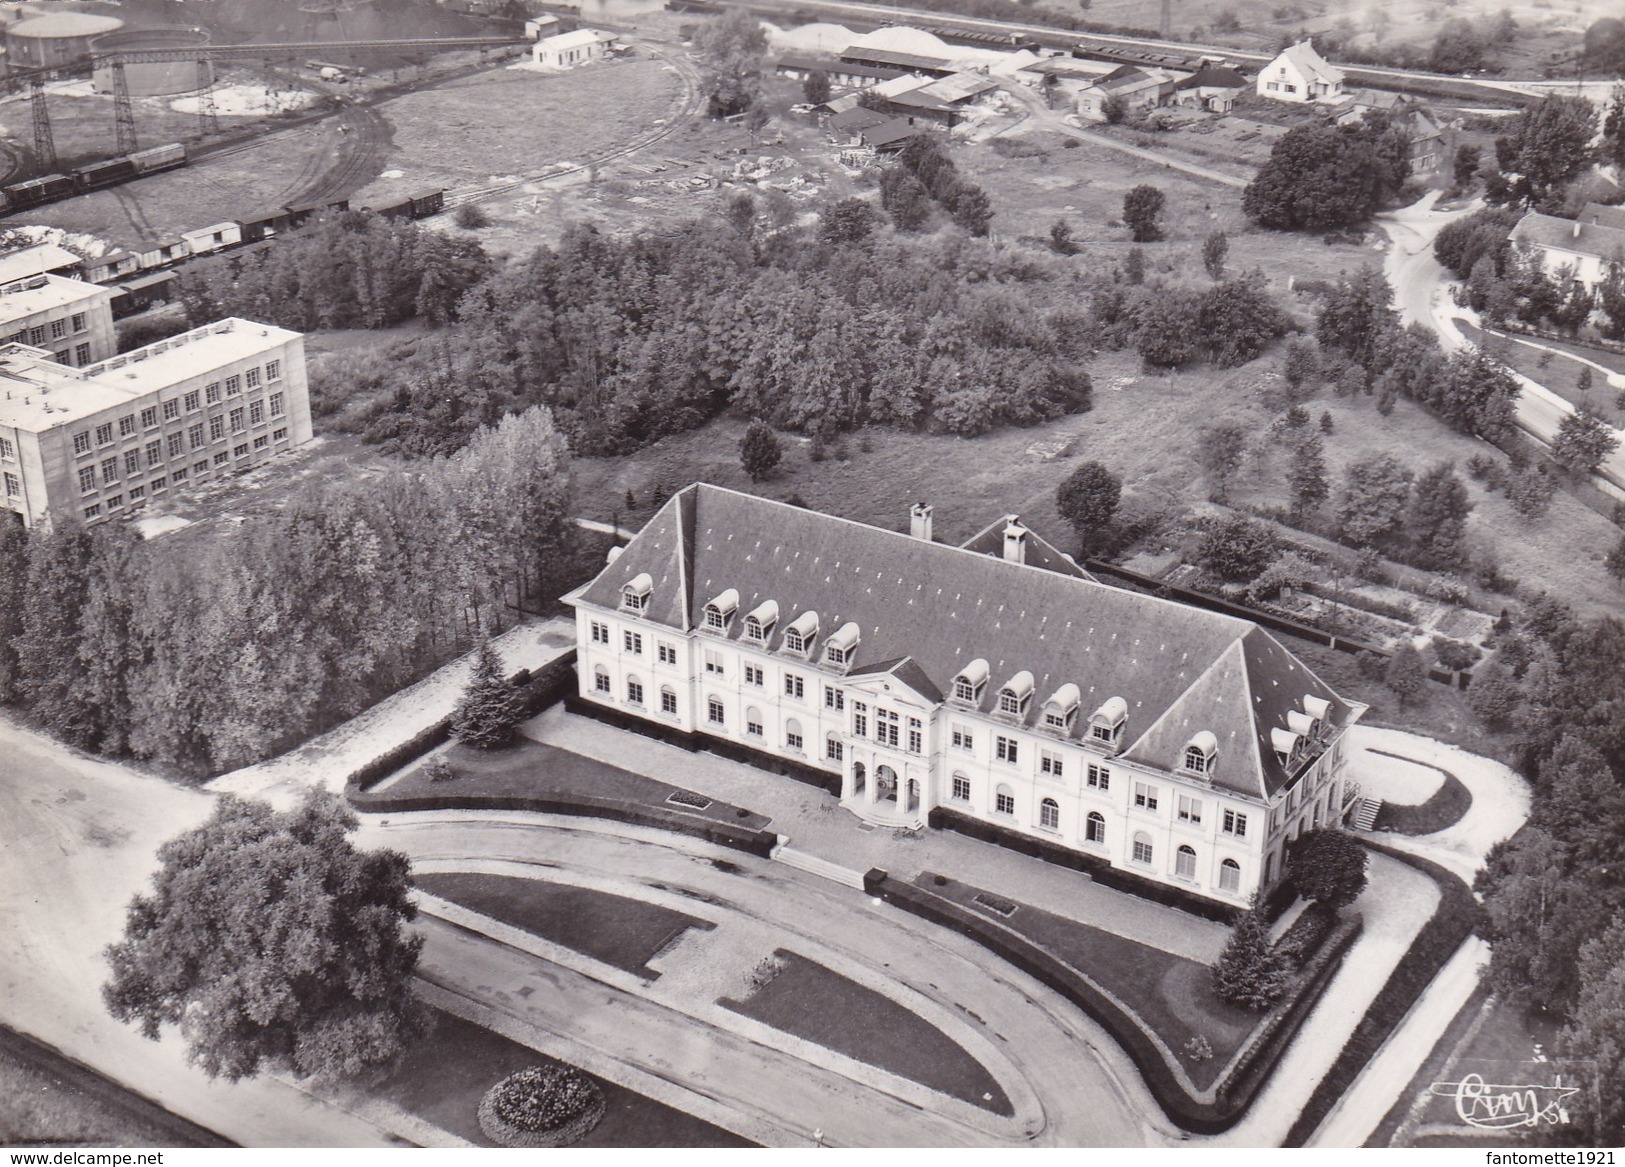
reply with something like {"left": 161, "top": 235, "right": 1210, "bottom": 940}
{"left": 29, "top": 79, "right": 56, "bottom": 173}
{"left": 111, "top": 62, "right": 138, "bottom": 156}
{"left": 195, "top": 58, "right": 218, "bottom": 137}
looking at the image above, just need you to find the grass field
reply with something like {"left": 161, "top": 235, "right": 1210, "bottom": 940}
{"left": 416, "top": 872, "right": 712, "bottom": 980}
{"left": 377, "top": 1010, "right": 754, "bottom": 1147}
{"left": 722, "top": 949, "right": 1013, "bottom": 1114}
{"left": 1368, "top": 751, "right": 1475, "bottom": 835}
{"left": 1459, "top": 321, "right": 1625, "bottom": 428}
{"left": 918, "top": 873, "right": 1261, "bottom": 1092}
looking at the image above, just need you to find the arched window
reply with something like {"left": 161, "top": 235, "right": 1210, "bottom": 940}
{"left": 660, "top": 685, "right": 677, "bottom": 715}
{"left": 626, "top": 675, "right": 644, "bottom": 705}
{"left": 1176, "top": 844, "right": 1196, "bottom": 879}
{"left": 997, "top": 671, "right": 1034, "bottom": 716}
{"left": 593, "top": 664, "right": 611, "bottom": 694}
{"left": 1220, "top": 858, "right": 1241, "bottom": 893}
{"left": 1040, "top": 798, "right": 1060, "bottom": 831}
{"left": 746, "top": 706, "right": 763, "bottom": 738}
{"left": 785, "top": 717, "right": 804, "bottom": 752}
{"left": 1132, "top": 832, "right": 1153, "bottom": 865}
{"left": 1086, "top": 811, "right": 1106, "bottom": 844}
{"left": 995, "top": 784, "right": 1015, "bottom": 816}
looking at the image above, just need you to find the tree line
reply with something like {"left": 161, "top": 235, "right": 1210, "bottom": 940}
{"left": 0, "top": 407, "right": 572, "bottom": 778}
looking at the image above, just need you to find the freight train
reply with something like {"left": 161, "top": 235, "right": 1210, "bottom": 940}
{"left": 1, "top": 143, "right": 187, "bottom": 213}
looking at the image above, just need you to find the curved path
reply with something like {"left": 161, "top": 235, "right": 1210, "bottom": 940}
{"left": 359, "top": 810, "right": 1162, "bottom": 1147}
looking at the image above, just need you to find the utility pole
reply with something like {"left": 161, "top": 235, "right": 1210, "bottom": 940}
{"left": 111, "top": 62, "right": 138, "bottom": 156}
{"left": 1160, "top": 0, "right": 1171, "bottom": 40}
{"left": 29, "top": 78, "right": 56, "bottom": 173}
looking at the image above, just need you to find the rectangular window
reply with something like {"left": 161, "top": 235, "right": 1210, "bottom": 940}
{"left": 194, "top": 460, "right": 209, "bottom": 475}
{"left": 708, "top": 698, "right": 725, "bottom": 726}
{"left": 658, "top": 642, "right": 677, "bottom": 665}
{"left": 73, "top": 342, "right": 90, "bottom": 366}
{"left": 95, "top": 422, "right": 114, "bottom": 445}
{"left": 79, "top": 465, "right": 96, "bottom": 492}
{"left": 952, "top": 775, "right": 971, "bottom": 802}
{"left": 162, "top": 399, "right": 180, "bottom": 422}
{"left": 100, "top": 457, "right": 118, "bottom": 485}
{"left": 123, "top": 450, "right": 140, "bottom": 475}
{"left": 1087, "top": 763, "right": 1110, "bottom": 790}
{"left": 1178, "top": 795, "right": 1203, "bottom": 825}
{"left": 590, "top": 620, "right": 609, "bottom": 644}
{"left": 188, "top": 423, "right": 205, "bottom": 450}
{"left": 140, "top": 406, "right": 158, "bottom": 429}
{"left": 623, "top": 630, "right": 642, "bottom": 654}
{"left": 225, "top": 374, "right": 242, "bottom": 396}
{"left": 118, "top": 415, "right": 136, "bottom": 437}
{"left": 145, "top": 440, "right": 162, "bottom": 467}
{"left": 743, "top": 663, "right": 763, "bottom": 686}
{"left": 71, "top": 312, "right": 87, "bottom": 332}
{"left": 786, "top": 727, "right": 803, "bottom": 751}
{"left": 272, "top": 428, "right": 288, "bottom": 442}
{"left": 83, "top": 503, "right": 101, "bottom": 519}
{"left": 50, "top": 319, "right": 67, "bottom": 341}
{"left": 996, "top": 736, "right": 1018, "bottom": 764}
{"left": 907, "top": 718, "right": 922, "bottom": 755}
{"left": 952, "top": 725, "right": 974, "bottom": 751}
{"left": 214, "top": 451, "right": 230, "bottom": 466}
{"left": 229, "top": 408, "right": 245, "bottom": 433}
{"left": 269, "top": 392, "right": 285, "bottom": 417}
{"left": 594, "top": 670, "right": 611, "bottom": 693}
{"left": 73, "top": 431, "right": 91, "bottom": 455}
{"left": 205, "top": 382, "right": 221, "bottom": 405}
{"left": 128, "top": 484, "right": 145, "bottom": 501}
{"left": 29, "top": 325, "right": 46, "bottom": 346}
{"left": 1223, "top": 809, "right": 1248, "bottom": 838}
{"left": 266, "top": 359, "right": 282, "bottom": 382}
{"left": 249, "top": 400, "right": 266, "bottom": 426}
{"left": 1133, "top": 838, "right": 1154, "bottom": 864}
{"left": 246, "top": 367, "right": 262, "bottom": 389}
{"left": 1134, "top": 782, "right": 1159, "bottom": 812}
{"left": 784, "top": 674, "right": 804, "bottom": 700}
{"left": 661, "top": 689, "right": 678, "bottom": 715}
{"left": 253, "top": 435, "right": 269, "bottom": 451}
{"left": 105, "top": 493, "right": 123, "bottom": 509}
{"left": 1040, "top": 750, "right": 1064, "bottom": 777}
{"left": 627, "top": 678, "right": 644, "bottom": 705}
{"left": 171, "top": 467, "right": 188, "bottom": 482}
{"left": 184, "top": 390, "right": 200, "bottom": 412}
{"left": 826, "top": 737, "right": 843, "bottom": 762}
{"left": 150, "top": 476, "right": 165, "bottom": 491}
{"left": 706, "top": 650, "right": 725, "bottom": 677}
{"left": 746, "top": 711, "right": 764, "bottom": 737}
{"left": 996, "top": 790, "right": 1015, "bottom": 815}
{"left": 231, "top": 443, "right": 248, "bottom": 459}
{"left": 0, "top": 437, "right": 12, "bottom": 459}
{"left": 853, "top": 702, "right": 867, "bottom": 739}
{"left": 875, "top": 709, "right": 899, "bottom": 748}
{"left": 824, "top": 687, "right": 844, "bottom": 711}
{"left": 166, "top": 433, "right": 183, "bottom": 457}
{"left": 3, "top": 471, "right": 17, "bottom": 497}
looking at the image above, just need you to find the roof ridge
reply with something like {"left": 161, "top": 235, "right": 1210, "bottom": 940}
{"left": 1122, "top": 632, "right": 1245, "bottom": 759}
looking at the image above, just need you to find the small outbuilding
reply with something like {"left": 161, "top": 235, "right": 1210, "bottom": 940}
{"left": 532, "top": 28, "right": 617, "bottom": 69}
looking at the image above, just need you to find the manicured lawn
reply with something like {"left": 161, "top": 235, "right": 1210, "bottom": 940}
{"left": 1457, "top": 320, "right": 1625, "bottom": 427}
{"left": 415, "top": 872, "right": 711, "bottom": 980}
{"left": 387, "top": 738, "right": 771, "bottom": 832}
{"left": 376, "top": 1010, "right": 754, "bottom": 1147}
{"left": 916, "top": 873, "right": 1261, "bottom": 1092}
{"left": 1368, "top": 751, "right": 1474, "bottom": 836}
{"left": 722, "top": 949, "right": 1012, "bottom": 1115}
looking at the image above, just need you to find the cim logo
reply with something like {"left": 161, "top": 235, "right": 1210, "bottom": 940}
{"left": 1428, "top": 1074, "right": 1580, "bottom": 1130}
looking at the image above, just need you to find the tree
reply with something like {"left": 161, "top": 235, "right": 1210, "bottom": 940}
{"left": 1197, "top": 516, "right": 1279, "bottom": 582}
{"left": 453, "top": 638, "right": 522, "bottom": 749}
{"left": 1607, "top": 536, "right": 1625, "bottom": 584}
{"left": 1102, "top": 93, "right": 1129, "bottom": 124}
{"left": 948, "top": 183, "right": 994, "bottom": 237}
{"left": 1287, "top": 434, "right": 1329, "bottom": 519}
{"left": 103, "top": 791, "right": 430, "bottom": 1083}
{"left": 1452, "top": 143, "right": 1481, "bottom": 188}
{"left": 1315, "top": 267, "right": 1396, "bottom": 372}
{"left": 1123, "top": 246, "right": 1146, "bottom": 286}
{"left": 1491, "top": 95, "right": 1597, "bottom": 206}
{"left": 1434, "top": 347, "right": 1519, "bottom": 443}
{"left": 879, "top": 167, "right": 932, "bottom": 232}
{"left": 1122, "top": 185, "right": 1165, "bottom": 243}
{"left": 1211, "top": 899, "right": 1288, "bottom": 1010}
{"left": 1384, "top": 642, "right": 1428, "bottom": 704}
{"left": 693, "top": 9, "right": 767, "bottom": 118}
{"left": 1578, "top": 365, "right": 1594, "bottom": 400}
{"left": 739, "top": 418, "right": 782, "bottom": 481}
{"left": 1407, "top": 461, "right": 1473, "bottom": 570}
{"left": 1243, "top": 120, "right": 1409, "bottom": 231}
{"left": 1195, "top": 275, "right": 1289, "bottom": 367}
{"left": 1605, "top": 84, "right": 1625, "bottom": 170}
{"left": 1055, "top": 461, "right": 1122, "bottom": 555}
{"left": 1287, "top": 829, "right": 1370, "bottom": 909}
{"left": 1551, "top": 408, "right": 1620, "bottom": 477}
{"left": 1282, "top": 338, "right": 1321, "bottom": 396}
{"left": 1432, "top": 205, "right": 1519, "bottom": 279}
{"left": 1199, "top": 423, "right": 1249, "bottom": 503}
{"left": 1504, "top": 462, "right": 1556, "bottom": 521}
{"left": 820, "top": 198, "right": 877, "bottom": 246}
{"left": 802, "top": 69, "right": 831, "bottom": 106}
{"left": 1559, "top": 915, "right": 1625, "bottom": 1145}
{"left": 1201, "top": 230, "right": 1228, "bottom": 281}
{"left": 1586, "top": 18, "right": 1625, "bottom": 76}
{"left": 1135, "top": 289, "right": 1202, "bottom": 368}
{"left": 1049, "top": 218, "right": 1076, "bottom": 255}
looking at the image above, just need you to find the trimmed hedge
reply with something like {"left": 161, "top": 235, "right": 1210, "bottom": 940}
{"left": 862, "top": 869, "right": 1358, "bottom": 1134}
{"left": 1281, "top": 842, "right": 1482, "bottom": 1146}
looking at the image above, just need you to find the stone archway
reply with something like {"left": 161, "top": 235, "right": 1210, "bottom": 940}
{"left": 876, "top": 764, "right": 899, "bottom": 805}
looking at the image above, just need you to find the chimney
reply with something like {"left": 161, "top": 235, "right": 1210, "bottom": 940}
{"left": 1003, "top": 517, "right": 1028, "bottom": 565}
{"left": 909, "top": 502, "right": 933, "bottom": 542}
{"left": 1574, "top": 219, "right": 1582, "bottom": 239}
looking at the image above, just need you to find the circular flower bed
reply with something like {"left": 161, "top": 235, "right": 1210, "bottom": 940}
{"left": 478, "top": 1066, "right": 606, "bottom": 1148}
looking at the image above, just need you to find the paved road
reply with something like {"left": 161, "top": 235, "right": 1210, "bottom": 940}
{"left": 362, "top": 812, "right": 1160, "bottom": 1147}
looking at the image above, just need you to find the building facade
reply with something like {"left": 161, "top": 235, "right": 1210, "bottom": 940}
{"left": 1256, "top": 40, "right": 1344, "bottom": 104}
{"left": 532, "top": 29, "right": 616, "bottom": 69}
{"left": 1510, "top": 203, "right": 1625, "bottom": 293}
{"left": 0, "top": 275, "right": 116, "bottom": 370}
{"left": 569, "top": 486, "right": 1366, "bottom": 908}
{"left": 0, "top": 319, "right": 312, "bottom": 529}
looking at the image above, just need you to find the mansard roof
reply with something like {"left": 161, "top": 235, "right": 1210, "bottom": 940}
{"left": 575, "top": 484, "right": 1358, "bottom": 799}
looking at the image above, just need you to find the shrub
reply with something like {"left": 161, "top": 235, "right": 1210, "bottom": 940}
{"left": 426, "top": 756, "right": 456, "bottom": 783}
{"left": 454, "top": 203, "right": 491, "bottom": 229}
{"left": 479, "top": 1066, "right": 605, "bottom": 1148}
{"left": 1432, "top": 636, "right": 1480, "bottom": 671}
{"left": 1272, "top": 905, "right": 1335, "bottom": 970}
{"left": 1355, "top": 649, "right": 1387, "bottom": 680}
{"left": 1184, "top": 1035, "right": 1214, "bottom": 1062}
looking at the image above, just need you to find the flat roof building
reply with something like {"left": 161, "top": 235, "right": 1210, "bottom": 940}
{"left": 0, "top": 319, "right": 312, "bottom": 530}
{"left": 0, "top": 274, "right": 116, "bottom": 371}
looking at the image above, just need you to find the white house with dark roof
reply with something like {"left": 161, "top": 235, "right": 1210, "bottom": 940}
{"left": 1509, "top": 203, "right": 1625, "bottom": 293}
{"left": 567, "top": 485, "right": 1366, "bottom": 908}
{"left": 1257, "top": 39, "right": 1344, "bottom": 104}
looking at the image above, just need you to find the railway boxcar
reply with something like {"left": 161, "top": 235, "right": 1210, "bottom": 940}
{"left": 4, "top": 174, "right": 75, "bottom": 209}
{"left": 369, "top": 197, "right": 413, "bottom": 219}
{"left": 109, "top": 270, "right": 175, "bottom": 318}
{"left": 408, "top": 189, "right": 444, "bottom": 217}
{"left": 181, "top": 221, "right": 242, "bottom": 257}
{"left": 128, "top": 143, "right": 186, "bottom": 176}
{"left": 76, "top": 157, "right": 139, "bottom": 191}
{"left": 83, "top": 249, "right": 140, "bottom": 284}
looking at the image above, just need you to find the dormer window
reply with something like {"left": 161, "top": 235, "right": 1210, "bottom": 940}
{"left": 952, "top": 659, "right": 989, "bottom": 705}
{"left": 1184, "top": 731, "right": 1217, "bottom": 775}
{"left": 1041, "top": 683, "right": 1081, "bottom": 733}
{"left": 744, "top": 599, "right": 778, "bottom": 644}
{"left": 823, "top": 622, "right": 860, "bottom": 668}
{"left": 997, "top": 671, "right": 1034, "bottom": 717}
{"left": 1089, "top": 696, "right": 1128, "bottom": 749}
{"left": 620, "top": 573, "right": 652, "bottom": 614}
{"left": 784, "top": 610, "right": 818, "bottom": 657}
{"left": 1271, "top": 727, "right": 1301, "bottom": 768}
{"left": 703, "top": 588, "right": 739, "bottom": 633}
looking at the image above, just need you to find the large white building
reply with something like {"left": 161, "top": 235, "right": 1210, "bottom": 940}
{"left": 1509, "top": 202, "right": 1625, "bottom": 294}
{"left": 0, "top": 273, "right": 116, "bottom": 370}
{"left": 569, "top": 485, "right": 1366, "bottom": 908}
{"left": 1256, "top": 39, "right": 1344, "bottom": 105}
{"left": 0, "top": 319, "right": 312, "bottom": 529}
